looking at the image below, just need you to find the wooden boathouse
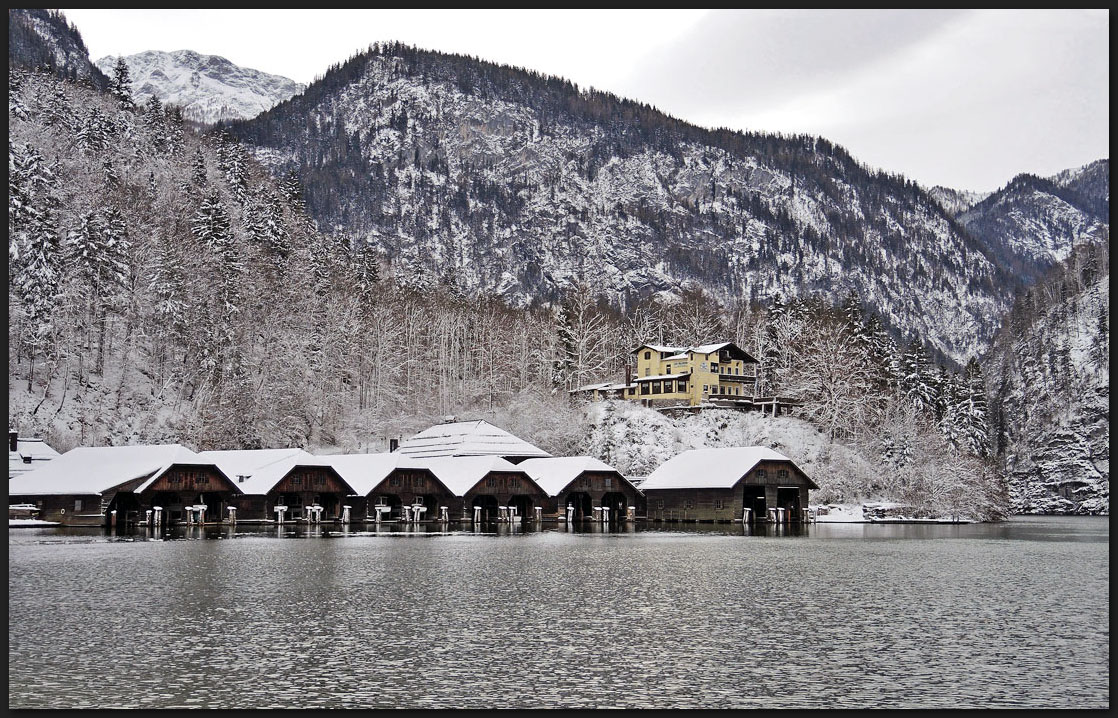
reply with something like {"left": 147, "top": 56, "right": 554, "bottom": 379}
{"left": 640, "top": 447, "right": 817, "bottom": 523}
{"left": 518, "top": 456, "right": 645, "bottom": 522}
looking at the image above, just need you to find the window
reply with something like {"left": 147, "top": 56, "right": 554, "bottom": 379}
{"left": 645, "top": 368, "right": 651, "bottom": 376}
{"left": 665, "top": 364, "right": 671, "bottom": 373}
{"left": 711, "top": 363, "right": 719, "bottom": 373}
{"left": 644, "top": 351, "right": 651, "bottom": 360}
{"left": 74, "top": 499, "right": 83, "bottom": 511}
{"left": 684, "top": 499, "right": 694, "bottom": 509}
{"left": 656, "top": 499, "right": 664, "bottom": 509}
{"left": 628, "top": 388, "right": 636, "bottom": 396}
{"left": 778, "top": 469, "right": 789, "bottom": 479}
{"left": 605, "top": 477, "right": 612, "bottom": 488}
{"left": 651, "top": 381, "right": 661, "bottom": 394}
{"left": 757, "top": 469, "right": 767, "bottom": 479}
{"left": 678, "top": 381, "right": 688, "bottom": 392}
{"left": 714, "top": 499, "right": 724, "bottom": 510}
{"left": 640, "top": 383, "right": 650, "bottom": 395}
{"left": 703, "top": 385, "right": 709, "bottom": 393}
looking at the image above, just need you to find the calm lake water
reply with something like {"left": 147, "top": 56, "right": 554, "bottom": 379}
{"left": 7, "top": 516, "right": 1109, "bottom": 709}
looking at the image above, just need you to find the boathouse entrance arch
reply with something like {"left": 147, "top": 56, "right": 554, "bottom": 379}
{"left": 600, "top": 492, "right": 628, "bottom": 522}
{"left": 776, "top": 487, "right": 800, "bottom": 522}
{"left": 506, "top": 494, "right": 534, "bottom": 522}
{"left": 471, "top": 494, "right": 499, "bottom": 522}
{"left": 565, "top": 492, "right": 593, "bottom": 521}
{"left": 742, "top": 485, "right": 766, "bottom": 523}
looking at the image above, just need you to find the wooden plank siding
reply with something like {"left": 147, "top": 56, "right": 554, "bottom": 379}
{"left": 643, "top": 460, "right": 814, "bottom": 523}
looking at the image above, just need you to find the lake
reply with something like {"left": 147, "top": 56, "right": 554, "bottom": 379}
{"left": 7, "top": 516, "right": 1109, "bottom": 709}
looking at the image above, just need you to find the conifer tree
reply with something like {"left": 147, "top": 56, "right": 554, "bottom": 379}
{"left": 109, "top": 57, "right": 135, "bottom": 111}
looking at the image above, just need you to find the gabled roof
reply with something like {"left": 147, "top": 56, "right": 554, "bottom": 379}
{"left": 309, "top": 452, "right": 432, "bottom": 496}
{"left": 688, "top": 342, "right": 758, "bottom": 362}
{"left": 418, "top": 456, "right": 532, "bottom": 496}
{"left": 639, "top": 447, "right": 817, "bottom": 490}
{"left": 631, "top": 341, "right": 757, "bottom": 363}
{"left": 517, "top": 456, "right": 631, "bottom": 497}
{"left": 197, "top": 448, "right": 318, "bottom": 495}
{"left": 631, "top": 343, "right": 687, "bottom": 355}
{"left": 395, "top": 420, "right": 551, "bottom": 460}
{"left": 9, "top": 444, "right": 201, "bottom": 496}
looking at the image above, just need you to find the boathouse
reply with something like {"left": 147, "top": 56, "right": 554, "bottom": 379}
{"left": 640, "top": 447, "right": 817, "bottom": 523}
{"left": 199, "top": 449, "right": 356, "bottom": 524}
{"left": 7, "top": 444, "right": 215, "bottom": 526}
{"left": 518, "top": 456, "right": 644, "bottom": 522}
{"left": 312, "top": 452, "right": 456, "bottom": 523}
{"left": 419, "top": 456, "right": 549, "bottom": 522}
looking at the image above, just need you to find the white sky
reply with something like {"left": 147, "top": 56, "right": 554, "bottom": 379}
{"left": 61, "top": 9, "right": 1109, "bottom": 192}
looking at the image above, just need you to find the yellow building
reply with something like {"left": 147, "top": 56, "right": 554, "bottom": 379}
{"left": 573, "top": 341, "right": 788, "bottom": 411}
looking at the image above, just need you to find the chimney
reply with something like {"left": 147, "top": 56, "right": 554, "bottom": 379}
{"left": 389, "top": 438, "right": 399, "bottom": 453}
{"left": 9, "top": 431, "right": 17, "bottom": 453}
{"left": 625, "top": 364, "right": 632, "bottom": 387}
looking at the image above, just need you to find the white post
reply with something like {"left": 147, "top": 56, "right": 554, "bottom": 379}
{"left": 227, "top": 506, "right": 236, "bottom": 525}
{"left": 145, "top": 509, "right": 152, "bottom": 526}
{"left": 473, "top": 505, "right": 482, "bottom": 524}
{"left": 742, "top": 507, "right": 751, "bottom": 524}
{"left": 402, "top": 505, "right": 411, "bottom": 523}
{"left": 566, "top": 505, "right": 574, "bottom": 523}
{"left": 627, "top": 506, "right": 635, "bottom": 521}
{"left": 197, "top": 505, "right": 206, "bottom": 525}
{"left": 508, "top": 504, "right": 517, "bottom": 523}
{"left": 534, "top": 506, "right": 542, "bottom": 522}
{"left": 153, "top": 506, "right": 163, "bottom": 527}
{"left": 342, "top": 505, "right": 351, "bottom": 525}
{"left": 593, "top": 506, "right": 602, "bottom": 523}
{"left": 601, "top": 506, "right": 609, "bottom": 524}
{"left": 275, "top": 505, "right": 287, "bottom": 524}
{"left": 439, "top": 506, "right": 449, "bottom": 522}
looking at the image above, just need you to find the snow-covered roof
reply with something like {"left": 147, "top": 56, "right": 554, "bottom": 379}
{"left": 634, "top": 373, "right": 690, "bottom": 383}
{"left": 309, "top": 452, "right": 430, "bottom": 496}
{"left": 633, "top": 344, "right": 687, "bottom": 355}
{"left": 639, "top": 447, "right": 816, "bottom": 490}
{"left": 417, "top": 456, "right": 531, "bottom": 496}
{"left": 662, "top": 353, "right": 689, "bottom": 361}
{"left": 9, "top": 444, "right": 201, "bottom": 496}
{"left": 689, "top": 342, "right": 733, "bottom": 355}
{"left": 517, "top": 456, "right": 628, "bottom": 496}
{"left": 571, "top": 382, "right": 615, "bottom": 393}
{"left": 197, "top": 448, "right": 317, "bottom": 495}
{"left": 395, "top": 420, "right": 551, "bottom": 460}
{"left": 9, "top": 436, "right": 61, "bottom": 479}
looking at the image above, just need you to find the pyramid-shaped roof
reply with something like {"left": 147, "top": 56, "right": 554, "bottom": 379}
{"left": 394, "top": 420, "right": 551, "bottom": 461}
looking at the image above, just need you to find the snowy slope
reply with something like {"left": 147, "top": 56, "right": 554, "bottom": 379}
{"left": 8, "top": 9, "right": 109, "bottom": 90}
{"left": 229, "top": 43, "right": 1028, "bottom": 364}
{"left": 95, "top": 50, "right": 305, "bottom": 125}
{"left": 987, "top": 247, "right": 1109, "bottom": 515}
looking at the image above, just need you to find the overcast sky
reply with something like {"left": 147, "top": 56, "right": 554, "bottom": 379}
{"left": 61, "top": 9, "right": 1108, "bottom": 192}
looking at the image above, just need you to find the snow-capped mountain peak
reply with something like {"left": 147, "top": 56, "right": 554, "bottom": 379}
{"left": 94, "top": 49, "right": 305, "bottom": 125}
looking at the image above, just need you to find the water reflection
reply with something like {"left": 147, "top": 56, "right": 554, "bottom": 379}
{"left": 8, "top": 517, "right": 1108, "bottom": 708}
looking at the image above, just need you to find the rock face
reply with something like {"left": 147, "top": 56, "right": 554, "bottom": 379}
{"left": 8, "top": 9, "right": 109, "bottom": 90}
{"left": 226, "top": 43, "right": 1107, "bottom": 366}
{"left": 94, "top": 50, "right": 305, "bottom": 125}
{"left": 987, "top": 247, "right": 1109, "bottom": 515}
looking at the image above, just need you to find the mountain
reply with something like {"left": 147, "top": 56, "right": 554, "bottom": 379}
{"left": 987, "top": 241, "right": 1109, "bottom": 514}
{"left": 8, "top": 8, "right": 109, "bottom": 90}
{"left": 95, "top": 50, "right": 305, "bottom": 125}
{"left": 226, "top": 42, "right": 1028, "bottom": 365}
{"left": 927, "top": 186, "right": 989, "bottom": 216}
{"left": 953, "top": 162, "right": 1110, "bottom": 286}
